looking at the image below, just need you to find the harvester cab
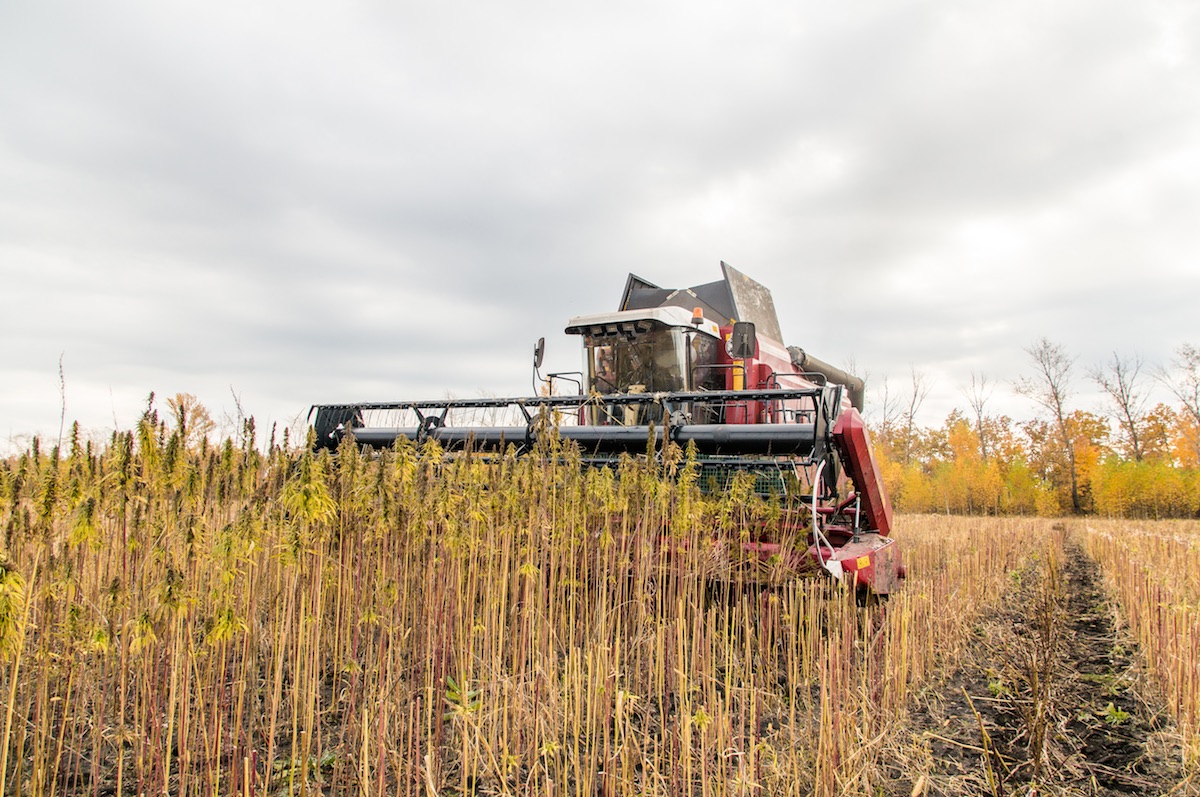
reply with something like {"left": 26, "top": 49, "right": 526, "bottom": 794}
{"left": 310, "top": 262, "right": 904, "bottom": 595}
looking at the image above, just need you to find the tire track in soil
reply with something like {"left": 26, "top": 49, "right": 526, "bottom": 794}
{"left": 888, "top": 531, "right": 1191, "bottom": 796}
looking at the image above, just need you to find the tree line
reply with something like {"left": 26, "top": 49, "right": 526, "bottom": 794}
{"left": 867, "top": 342, "right": 1200, "bottom": 518}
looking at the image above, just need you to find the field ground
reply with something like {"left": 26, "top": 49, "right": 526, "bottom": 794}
{"left": 1, "top": 440, "right": 1198, "bottom": 795}
{"left": 885, "top": 521, "right": 1194, "bottom": 796}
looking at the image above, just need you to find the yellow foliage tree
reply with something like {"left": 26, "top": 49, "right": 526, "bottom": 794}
{"left": 166, "top": 393, "right": 216, "bottom": 449}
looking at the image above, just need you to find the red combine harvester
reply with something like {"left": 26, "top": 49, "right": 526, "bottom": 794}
{"left": 311, "top": 263, "right": 904, "bottom": 596}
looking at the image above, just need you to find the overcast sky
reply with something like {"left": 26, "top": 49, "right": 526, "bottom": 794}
{"left": 2, "top": 1, "right": 1197, "bottom": 449}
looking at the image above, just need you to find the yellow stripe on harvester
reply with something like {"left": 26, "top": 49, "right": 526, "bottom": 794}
{"left": 856, "top": 556, "right": 871, "bottom": 570}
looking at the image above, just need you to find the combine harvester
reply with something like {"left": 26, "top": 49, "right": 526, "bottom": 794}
{"left": 311, "top": 263, "right": 903, "bottom": 597}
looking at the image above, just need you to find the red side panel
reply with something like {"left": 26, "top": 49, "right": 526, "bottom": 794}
{"left": 832, "top": 408, "right": 894, "bottom": 536}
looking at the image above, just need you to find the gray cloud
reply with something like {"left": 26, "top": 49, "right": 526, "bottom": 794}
{"left": 2, "top": 0, "right": 1199, "bottom": 448}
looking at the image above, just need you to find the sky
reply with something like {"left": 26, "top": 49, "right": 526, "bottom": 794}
{"left": 2, "top": 1, "right": 1198, "bottom": 450}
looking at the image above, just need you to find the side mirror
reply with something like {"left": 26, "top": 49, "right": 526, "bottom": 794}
{"left": 533, "top": 337, "right": 545, "bottom": 369}
{"left": 730, "top": 322, "right": 756, "bottom": 359}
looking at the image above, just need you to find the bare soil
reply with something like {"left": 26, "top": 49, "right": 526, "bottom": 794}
{"left": 886, "top": 531, "right": 1194, "bottom": 796}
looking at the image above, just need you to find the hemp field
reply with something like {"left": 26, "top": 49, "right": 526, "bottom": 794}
{"left": 0, "top": 426, "right": 1196, "bottom": 795}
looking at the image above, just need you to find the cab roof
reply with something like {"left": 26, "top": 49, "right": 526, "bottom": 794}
{"left": 616, "top": 261, "right": 784, "bottom": 343}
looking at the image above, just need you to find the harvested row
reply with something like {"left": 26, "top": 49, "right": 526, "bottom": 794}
{"left": 0, "top": 427, "right": 1039, "bottom": 795}
{"left": 1082, "top": 518, "right": 1200, "bottom": 766}
{"left": 890, "top": 525, "right": 1192, "bottom": 795}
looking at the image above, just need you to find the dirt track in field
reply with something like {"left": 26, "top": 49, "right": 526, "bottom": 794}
{"left": 887, "top": 529, "right": 1193, "bottom": 796}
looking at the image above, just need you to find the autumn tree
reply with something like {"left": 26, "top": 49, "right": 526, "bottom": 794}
{"left": 166, "top": 392, "right": 216, "bottom": 449}
{"left": 936, "top": 410, "right": 1002, "bottom": 514}
{"left": 1016, "top": 338, "right": 1083, "bottom": 513}
{"left": 1139, "top": 404, "right": 1179, "bottom": 463}
{"left": 1021, "top": 410, "right": 1108, "bottom": 514}
{"left": 1158, "top": 343, "right": 1200, "bottom": 465}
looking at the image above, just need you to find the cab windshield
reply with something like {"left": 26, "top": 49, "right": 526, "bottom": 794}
{"left": 586, "top": 327, "right": 688, "bottom": 395}
{"left": 582, "top": 325, "right": 725, "bottom": 425}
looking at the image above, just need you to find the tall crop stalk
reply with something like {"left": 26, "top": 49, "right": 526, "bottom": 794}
{"left": 0, "top": 422, "right": 1053, "bottom": 795}
{"left": 1083, "top": 518, "right": 1200, "bottom": 765}
{"left": 0, "top": 556, "right": 37, "bottom": 797}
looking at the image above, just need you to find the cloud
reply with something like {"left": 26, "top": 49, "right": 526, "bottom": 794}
{"left": 2, "top": 0, "right": 1198, "bottom": 446}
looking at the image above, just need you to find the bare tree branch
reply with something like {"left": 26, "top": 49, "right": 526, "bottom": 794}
{"left": 962, "top": 372, "right": 994, "bottom": 461}
{"left": 867, "top": 374, "right": 903, "bottom": 433}
{"left": 1156, "top": 343, "right": 1200, "bottom": 462}
{"left": 1015, "top": 338, "right": 1080, "bottom": 513}
{"left": 902, "top": 367, "right": 932, "bottom": 465}
{"left": 1089, "top": 352, "right": 1149, "bottom": 461}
